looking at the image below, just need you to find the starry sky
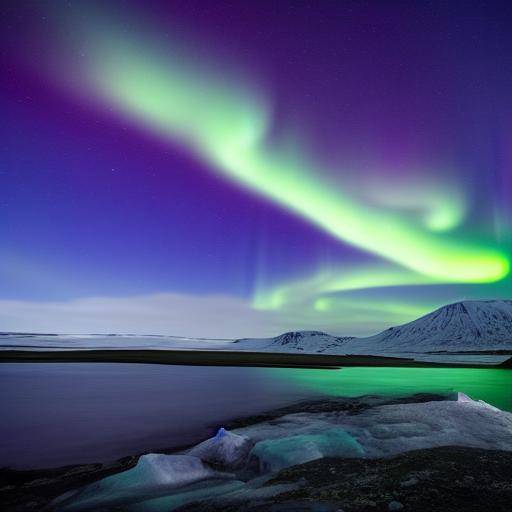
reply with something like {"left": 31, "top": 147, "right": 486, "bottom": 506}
{"left": 1, "top": 0, "right": 511, "bottom": 337}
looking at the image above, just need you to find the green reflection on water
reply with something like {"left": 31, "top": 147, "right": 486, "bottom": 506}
{"left": 277, "top": 368, "right": 512, "bottom": 411}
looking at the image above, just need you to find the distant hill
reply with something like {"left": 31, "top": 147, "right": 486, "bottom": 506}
{"left": 233, "top": 331, "right": 354, "bottom": 353}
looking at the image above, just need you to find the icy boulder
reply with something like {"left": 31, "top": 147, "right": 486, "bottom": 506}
{"left": 449, "top": 391, "right": 500, "bottom": 410}
{"left": 55, "top": 454, "right": 233, "bottom": 511}
{"left": 250, "top": 428, "right": 364, "bottom": 472}
{"left": 188, "top": 427, "right": 252, "bottom": 467}
{"left": 449, "top": 391, "right": 474, "bottom": 402}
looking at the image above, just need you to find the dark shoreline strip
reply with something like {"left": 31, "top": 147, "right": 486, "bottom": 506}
{"left": 0, "top": 349, "right": 509, "bottom": 369}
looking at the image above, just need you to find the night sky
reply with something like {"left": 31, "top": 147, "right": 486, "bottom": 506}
{"left": 1, "top": 1, "right": 511, "bottom": 337}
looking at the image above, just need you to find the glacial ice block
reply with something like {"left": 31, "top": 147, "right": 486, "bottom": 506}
{"left": 122, "top": 480, "right": 246, "bottom": 512}
{"left": 449, "top": 391, "right": 473, "bottom": 402}
{"left": 55, "top": 454, "right": 233, "bottom": 511}
{"left": 449, "top": 391, "right": 500, "bottom": 410}
{"left": 250, "top": 428, "right": 364, "bottom": 472}
{"left": 188, "top": 427, "right": 252, "bottom": 467}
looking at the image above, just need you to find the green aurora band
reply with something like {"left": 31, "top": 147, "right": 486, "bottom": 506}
{"left": 252, "top": 263, "right": 443, "bottom": 310}
{"left": 58, "top": 17, "right": 510, "bottom": 319}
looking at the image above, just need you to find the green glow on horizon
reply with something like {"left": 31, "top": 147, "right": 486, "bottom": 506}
{"left": 58, "top": 14, "right": 509, "bottom": 320}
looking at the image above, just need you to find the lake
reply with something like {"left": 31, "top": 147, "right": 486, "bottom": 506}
{"left": 1, "top": 363, "right": 510, "bottom": 469}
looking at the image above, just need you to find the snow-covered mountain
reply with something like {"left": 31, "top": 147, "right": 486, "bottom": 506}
{"left": 234, "top": 300, "right": 512, "bottom": 355}
{"left": 347, "top": 299, "right": 512, "bottom": 353}
{"left": 233, "top": 331, "right": 354, "bottom": 353}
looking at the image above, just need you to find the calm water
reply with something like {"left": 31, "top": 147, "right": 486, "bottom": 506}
{"left": 0, "top": 363, "right": 510, "bottom": 469}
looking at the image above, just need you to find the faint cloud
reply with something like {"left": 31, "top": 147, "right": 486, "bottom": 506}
{"left": 0, "top": 292, "right": 396, "bottom": 338}
{"left": 0, "top": 293, "right": 311, "bottom": 338}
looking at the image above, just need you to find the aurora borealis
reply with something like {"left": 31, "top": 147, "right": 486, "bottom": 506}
{"left": 1, "top": 1, "right": 511, "bottom": 337}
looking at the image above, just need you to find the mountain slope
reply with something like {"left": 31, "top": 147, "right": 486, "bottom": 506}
{"left": 346, "top": 300, "right": 512, "bottom": 353}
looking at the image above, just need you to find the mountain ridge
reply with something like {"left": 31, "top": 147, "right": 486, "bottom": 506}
{"left": 234, "top": 300, "right": 512, "bottom": 354}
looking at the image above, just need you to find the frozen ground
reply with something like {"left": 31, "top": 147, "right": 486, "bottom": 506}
{"left": 0, "top": 333, "right": 232, "bottom": 351}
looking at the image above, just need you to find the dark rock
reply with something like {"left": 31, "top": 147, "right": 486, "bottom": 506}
{"left": 0, "top": 455, "right": 138, "bottom": 511}
{"left": 399, "top": 477, "right": 418, "bottom": 488}
{"left": 179, "top": 446, "right": 512, "bottom": 511}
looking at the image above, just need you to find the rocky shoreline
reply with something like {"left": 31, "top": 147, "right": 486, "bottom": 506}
{"left": 2, "top": 393, "right": 511, "bottom": 511}
{"left": 4, "top": 447, "right": 511, "bottom": 511}
{"left": 0, "top": 456, "right": 139, "bottom": 511}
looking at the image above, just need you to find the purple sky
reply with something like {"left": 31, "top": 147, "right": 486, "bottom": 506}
{"left": 1, "top": 1, "right": 511, "bottom": 337}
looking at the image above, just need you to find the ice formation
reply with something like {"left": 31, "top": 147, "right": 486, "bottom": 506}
{"left": 54, "top": 394, "right": 512, "bottom": 511}
{"left": 120, "top": 480, "right": 246, "bottom": 512}
{"left": 250, "top": 428, "right": 364, "bottom": 472}
{"left": 55, "top": 454, "right": 232, "bottom": 511}
{"left": 188, "top": 427, "right": 252, "bottom": 467}
{"left": 234, "top": 395, "right": 512, "bottom": 462}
